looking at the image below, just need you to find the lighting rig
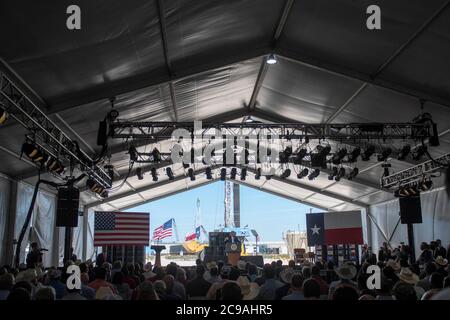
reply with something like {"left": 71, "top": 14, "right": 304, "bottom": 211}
{"left": 0, "top": 71, "right": 112, "bottom": 191}
{"left": 381, "top": 153, "right": 450, "bottom": 192}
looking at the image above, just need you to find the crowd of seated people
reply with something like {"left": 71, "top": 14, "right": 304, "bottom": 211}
{"left": 0, "top": 240, "right": 449, "bottom": 301}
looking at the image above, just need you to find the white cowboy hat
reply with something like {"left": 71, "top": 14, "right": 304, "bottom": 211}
{"left": 334, "top": 263, "right": 357, "bottom": 280}
{"left": 279, "top": 268, "right": 300, "bottom": 284}
{"left": 435, "top": 256, "right": 448, "bottom": 267}
{"left": 16, "top": 269, "right": 37, "bottom": 283}
{"left": 386, "top": 259, "right": 401, "bottom": 271}
{"left": 398, "top": 268, "right": 419, "bottom": 285}
{"left": 236, "top": 276, "right": 259, "bottom": 300}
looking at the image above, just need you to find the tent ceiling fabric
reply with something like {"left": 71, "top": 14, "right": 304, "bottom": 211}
{"left": 1, "top": 0, "right": 450, "bottom": 211}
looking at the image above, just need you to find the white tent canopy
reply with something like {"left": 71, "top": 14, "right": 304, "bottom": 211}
{"left": 1, "top": 0, "right": 449, "bottom": 265}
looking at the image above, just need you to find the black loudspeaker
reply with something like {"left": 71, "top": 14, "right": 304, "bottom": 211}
{"left": 56, "top": 187, "right": 80, "bottom": 227}
{"left": 399, "top": 196, "right": 422, "bottom": 224}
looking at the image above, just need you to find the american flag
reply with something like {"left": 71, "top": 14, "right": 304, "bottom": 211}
{"left": 94, "top": 212, "right": 150, "bottom": 246}
{"left": 153, "top": 219, "right": 173, "bottom": 240}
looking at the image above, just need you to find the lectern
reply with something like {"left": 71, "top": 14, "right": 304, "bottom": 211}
{"left": 225, "top": 242, "right": 241, "bottom": 266}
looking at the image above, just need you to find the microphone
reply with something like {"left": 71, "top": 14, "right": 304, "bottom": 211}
{"left": 39, "top": 248, "right": 49, "bottom": 252}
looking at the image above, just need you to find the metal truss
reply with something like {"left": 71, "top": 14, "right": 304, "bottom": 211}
{"left": 0, "top": 71, "right": 112, "bottom": 188}
{"left": 381, "top": 153, "right": 450, "bottom": 188}
{"left": 110, "top": 121, "right": 434, "bottom": 141}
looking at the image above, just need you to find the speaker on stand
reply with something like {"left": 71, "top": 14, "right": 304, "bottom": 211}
{"left": 399, "top": 196, "right": 422, "bottom": 262}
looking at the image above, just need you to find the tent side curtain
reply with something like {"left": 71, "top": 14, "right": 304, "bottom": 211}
{"left": 0, "top": 175, "right": 11, "bottom": 265}
{"left": 14, "top": 182, "right": 57, "bottom": 267}
{"left": 369, "top": 188, "right": 450, "bottom": 258}
{"left": 86, "top": 208, "right": 96, "bottom": 262}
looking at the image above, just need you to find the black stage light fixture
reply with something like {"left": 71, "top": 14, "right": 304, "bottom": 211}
{"left": 293, "top": 148, "right": 308, "bottom": 164}
{"left": 317, "top": 145, "right": 331, "bottom": 157}
{"left": 280, "top": 168, "right": 291, "bottom": 179}
{"left": 22, "top": 142, "right": 44, "bottom": 162}
{"left": 347, "top": 147, "right": 361, "bottom": 163}
{"left": 297, "top": 168, "right": 309, "bottom": 179}
{"left": 240, "top": 168, "right": 247, "bottom": 181}
{"left": 377, "top": 148, "right": 392, "bottom": 162}
{"left": 128, "top": 145, "right": 138, "bottom": 162}
{"left": 308, "top": 168, "right": 320, "bottom": 180}
{"left": 46, "top": 157, "right": 65, "bottom": 175}
{"left": 328, "top": 167, "right": 338, "bottom": 180}
{"left": 335, "top": 168, "right": 346, "bottom": 181}
{"left": 230, "top": 168, "right": 237, "bottom": 180}
{"left": 205, "top": 167, "right": 212, "bottom": 180}
{"left": 419, "top": 179, "right": 433, "bottom": 191}
{"left": 361, "top": 145, "right": 375, "bottom": 161}
{"left": 382, "top": 163, "right": 391, "bottom": 177}
{"left": 332, "top": 148, "right": 347, "bottom": 165}
{"left": 166, "top": 167, "right": 174, "bottom": 180}
{"left": 398, "top": 145, "right": 411, "bottom": 161}
{"left": 151, "top": 168, "right": 158, "bottom": 181}
{"left": 136, "top": 167, "right": 144, "bottom": 180}
{"left": 220, "top": 168, "right": 227, "bottom": 181}
{"left": 188, "top": 168, "right": 195, "bottom": 181}
{"left": 0, "top": 107, "right": 8, "bottom": 125}
{"left": 243, "top": 148, "right": 250, "bottom": 165}
{"left": 279, "top": 146, "right": 293, "bottom": 164}
{"left": 152, "top": 148, "right": 162, "bottom": 162}
{"left": 412, "top": 145, "right": 427, "bottom": 161}
{"left": 265, "top": 174, "right": 272, "bottom": 181}
{"left": 347, "top": 168, "right": 359, "bottom": 180}
{"left": 183, "top": 163, "right": 190, "bottom": 169}
{"left": 255, "top": 168, "right": 262, "bottom": 180}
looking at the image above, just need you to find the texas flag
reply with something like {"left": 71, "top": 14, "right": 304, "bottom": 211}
{"left": 306, "top": 211, "right": 363, "bottom": 246}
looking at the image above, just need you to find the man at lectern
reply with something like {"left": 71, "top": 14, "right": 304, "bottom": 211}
{"left": 225, "top": 231, "right": 241, "bottom": 247}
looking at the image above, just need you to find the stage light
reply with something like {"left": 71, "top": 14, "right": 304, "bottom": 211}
{"left": 230, "top": 168, "right": 237, "bottom": 179}
{"left": 128, "top": 146, "right": 138, "bottom": 162}
{"left": 86, "top": 178, "right": 106, "bottom": 196}
{"left": 183, "top": 163, "right": 190, "bottom": 169}
{"left": 244, "top": 116, "right": 255, "bottom": 123}
{"left": 347, "top": 147, "right": 361, "bottom": 163}
{"left": 377, "top": 148, "right": 392, "bottom": 162}
{"left": 419, "top": 179, "right": 433, "bottom": 191}
{"left": 188, "top": 168, "right": 195, "bottom": 181}
{"left": 0, "top": 107, "right": 8, "bottom": 125}
{"left": 347, "top": 168, "right": 359, "bottom": 180}
{"left": 220, "top": 168, "right": 227, "bottom": 181}
{"left": 317, "top": 145, "right": 331, "bottom": 157}
{"left": 46, "top": 157, "right": 64, "bottom": 175}
{"left": 332, "top": 148, "right": 347, "bottom": 165}
{"left": 398, "top": 145, "right": 411, "bottom": 161}
{"left": 361, "top": 145, "right": 375, "bottom": 161}
{"left": 205, "top": 167, "right": 212, "bottom": 180}
{"left": 136, "top": 167, "right": 144, "bottom": 180}
{"left": 335, "top": 168, "right": 346, "bottom": 181}
{"left": 297, "top": 168, "right": 309, "bottom": 179}
{"left": 152, "top": 148, "right": 162, "bottom": 162}
{"left": 255, "top": 168, "right": 262, "bottom": 180}
{"left": 240, "top": 168, "right": 247, "bottom": 181}
{"left": 266, "top": 54, "right": 277, "bottom": 65}
{"left": 328, "top": 167, "right": 338, "bottom": 180}
{"left": 22, "top": 142, "right": 45, "bottom": 163}
{"left": 280, "top": 168, "right": 291, "bottom": 179}
{"left": 382, "top": 163, "right": 391, "bottom": 177}
{"left": 308, "top": 169, "right": 320, "bottom": 180}
{"left": 279, "top": 146, "right": 293, "bottom": 164}
{"left": 265, "top": 174, "right": 272, "bottom": 180}
{"left": 166, "top": 167, "right": 174, "bottom": 180}
{"left": 412, "top": 145, "right": 427, "bottom": 161}
{"left": 151, "top": 168, "right": 158, "bottom": 181}
{"left": 293, "top": 148, "right": 307, "bottom": 164}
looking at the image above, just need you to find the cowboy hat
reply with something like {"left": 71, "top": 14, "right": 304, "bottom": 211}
{"left": 334, "top": 263, "right": 357, "bottom": 280}
{"left": 279, "top": 268, "right": 300, "bottom": 284}
{"left": 398, "top": 268, "right": 419, "bottom": 285}
{"left": 16, "top": 269, "right": 37, "bottom": 283}
{"left": 386, "top": 259, "right": 401, "bottom": 271}
{"left": 236, "top": 276, "right": 259, "bottom": 300}
{"left": 206, "top": 261, "right": 217, "bottom": 270}
{"left": 435, "top": 256, "right": 448, "bottom": 267}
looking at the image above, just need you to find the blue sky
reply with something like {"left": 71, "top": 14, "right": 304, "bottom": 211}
{"left": 126, "top": 181, "right": 320, "bottom": 242}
